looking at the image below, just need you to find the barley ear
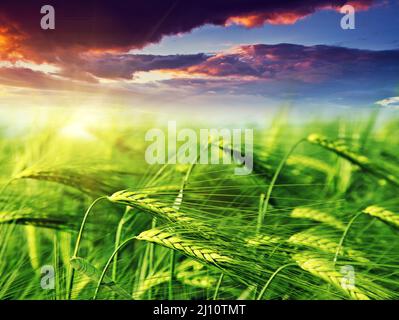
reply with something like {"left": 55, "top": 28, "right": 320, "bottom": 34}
{"left": 363, "top": 206, "right": 399, "bottom": 229}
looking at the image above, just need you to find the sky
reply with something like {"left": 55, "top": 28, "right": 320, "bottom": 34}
{"left": 0, "top": 0, "right": 399, "bottom": 113}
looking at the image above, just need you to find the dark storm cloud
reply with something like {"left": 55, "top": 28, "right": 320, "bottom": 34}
{"left": 0, "top": 0, "right": 372, "bottom": 62}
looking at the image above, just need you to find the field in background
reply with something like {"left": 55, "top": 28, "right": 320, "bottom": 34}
{"left": 0, "top": 106, "right": 398, "bottom": 300}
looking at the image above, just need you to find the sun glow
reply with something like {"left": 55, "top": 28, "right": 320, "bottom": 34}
{"left": 59, "top": 110, "right": 101, "bottom": 140}
{"left": 60, "top": 122, "right": 94, "bottom": 140}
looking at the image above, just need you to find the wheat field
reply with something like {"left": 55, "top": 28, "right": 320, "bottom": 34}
{"left": 0, "top": 107, "right": 398, "bottom": 300}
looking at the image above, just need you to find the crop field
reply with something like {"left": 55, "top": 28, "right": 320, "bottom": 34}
{"left": 0, "top": 107, "right": 398, "bottom": 300}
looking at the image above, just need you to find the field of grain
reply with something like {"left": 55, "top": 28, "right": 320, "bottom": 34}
{"left": 0, "top": 107, "right": 398, "bottom": 300}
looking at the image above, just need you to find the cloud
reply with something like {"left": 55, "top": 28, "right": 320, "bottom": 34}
{"left": 376, "top": 96, "right": 399, "bottom": 109}
{"left": 178, "top": 44, "right": 399, "bottom": 84}
{"left": 1, "top": 43, "right": 398, "bottom": 108}
{"left": 0, "top": 66, "right": 127, "bottom": 95}
{"left": 0, "top": 67, "right": 68, "bottom": 90}
{"left": 73, "top": 53, "right": 209, "bottom": 80}
{"left": 0, "top": 0, "right": 373, "bottom": 62}
{"left": 48, "top": 43, "right": 399, "bottom": 86}
{"left": 158, "top": 44, "right": 399, "bottom": 105}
